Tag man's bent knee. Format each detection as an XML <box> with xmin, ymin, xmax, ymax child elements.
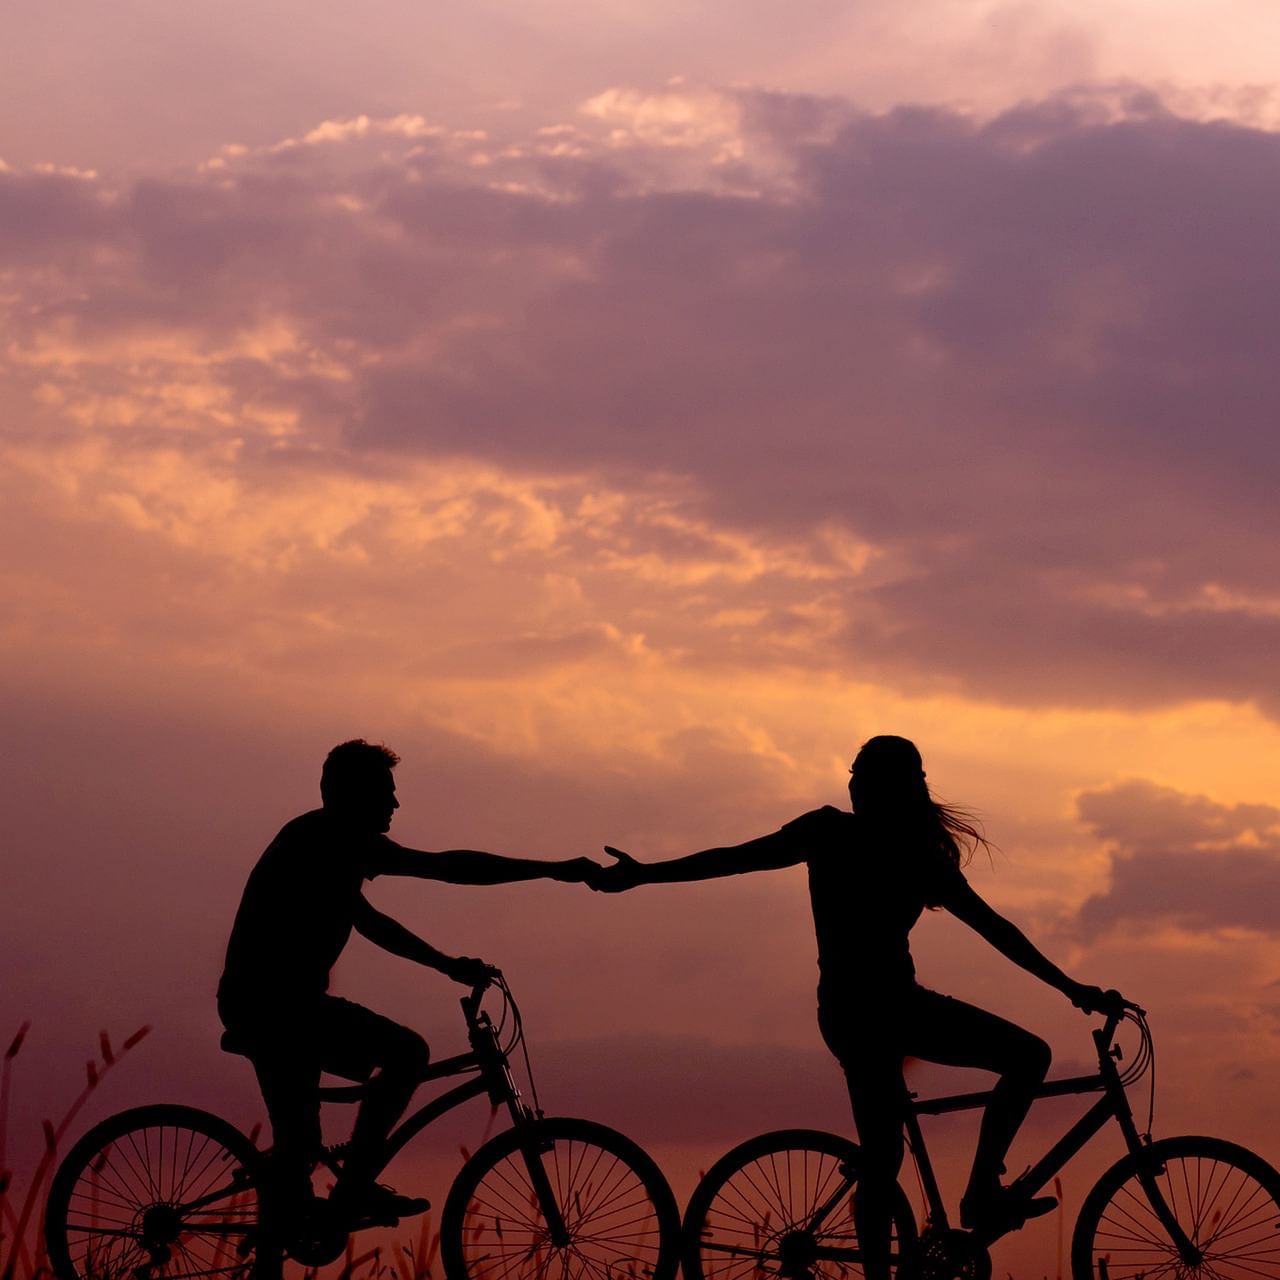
<box><xmin>385</xmin><ymin>1028</ymin><xmax>431</xmax><ymax>1082</ymax></box>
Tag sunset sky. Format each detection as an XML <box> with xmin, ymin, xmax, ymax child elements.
<box><xmin>6</xmin><ymin>3</ymin><xmax>1280</xmax><ymax>1272</ymax></box>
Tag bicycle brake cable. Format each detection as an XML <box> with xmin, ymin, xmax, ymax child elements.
<box><xmin>1143</xmin><ymin>1015</ymin><xmax>1156</xmax><ymax>1139</ymax></box>
<box><xmin>496</xmin><ymin>978</ymin><xmax>545</xmax><ymax>1118</ymax></box>
<box><xmin>1116</xmin><ymin>1011</ymin><xmax>1156</xmax><ymax>1138</ymax></box>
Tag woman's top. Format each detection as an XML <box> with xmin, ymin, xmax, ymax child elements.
<box><xmin>781</xmin><ymin>805</ymin><xmax>968</xmax><ymax>1013</ymax></box>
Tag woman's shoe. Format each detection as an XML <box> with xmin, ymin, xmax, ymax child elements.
<box><xmin>959</xmin><ymin>1185</ymin><xmax>1056</xmax><ymax>1232</ymax></box>
<box><xmin>329</xmin><ymin>1181</ymin><xmax>431</xmax><ymax>1225</ymax></box>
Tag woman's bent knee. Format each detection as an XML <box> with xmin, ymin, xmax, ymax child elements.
<box><xmin>1011</xmin><ymin>1032</ymin><xmax>1051</xmax><ymax>1083</ymax></box>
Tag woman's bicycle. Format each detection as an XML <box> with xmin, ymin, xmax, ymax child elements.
<box><xmin>682</xmin><ymin>1004</ymin><xmax>1280</xmax><ymax>1279</ymax></box>
<box><xmin>44</xmin><ymin>973</ymin><xmax>681</xmax><ymax>1280</ymax></box>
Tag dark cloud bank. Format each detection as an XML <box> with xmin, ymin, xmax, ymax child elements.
<box><xmin>1076</xmin><ymin>779</ymin><xmax>1280</xmax><ymax>936</ymax></box>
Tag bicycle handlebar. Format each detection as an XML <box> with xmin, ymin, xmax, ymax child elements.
<box><xmin>459</xmin><ymin>968</ymin><xmax>502</xmax><ymax>1023</ymax></box>
<box><xmin>1094</xmin><ymin>999</ymin><xmax>1150</xmax><ymax>1072</ymax></box>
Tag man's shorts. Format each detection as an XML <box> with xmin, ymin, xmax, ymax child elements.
<box><xmin>220</xmin><ymin>993</ymin><xmax>428</xmax><ymax>1082</ymax></box>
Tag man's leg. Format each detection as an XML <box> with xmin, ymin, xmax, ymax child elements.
<box><xmin>905</xmin><ymin>989</ymin><xmax>1052</xmax><ymax>1224</ymax></box>
<box><xmin>316</xmin><ymin>998</ymin><xmax>431</xmax><ymax>1212</ymax></box>
<box><xmin>250</xmin><ymin>1050</ymin><xmax>322</xmax><ymax>1218</ymax></box>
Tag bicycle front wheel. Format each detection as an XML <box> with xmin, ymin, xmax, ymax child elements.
<box><xmin>45</xmin><ymin>1104</ymin><xmax>264</xmax><ymax>1280</ymax></box>
<box><xmin>1071</xmin><ymin>1134</ymin><xmax>1280</xmax><ymax>1279</ymax></box>
<box><xmin>683</xmin><ymin>1129</ymin><xmax>918</xmax><ymax>1280</ymax></box>
<box><xmin>439</xmin><ymin>1116</ymin><xmax>680</xmax><ymax>1280</ymax></box>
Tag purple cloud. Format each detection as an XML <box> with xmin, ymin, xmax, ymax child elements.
<box><xmin>1075</xmin><ymin>779</ymin><xmax>1280</xmax><ymax>935</ymax></box>
<box><xmin>5</xmin><ymin>86</ymin><xmax>1280</xmax><ymax>715</ymax></box>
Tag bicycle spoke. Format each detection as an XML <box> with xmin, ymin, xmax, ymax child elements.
<box><xmin>48</xmin><ymin>1111</ymin><xmax>261</xmax><ymax>1280</ymax></box>
<box><xmin>1080</xmin><ymin>1143</ymin><xmax>1280</xmax><ymax>1279</ymax></box>
<box><xmin>446</xmin><ymin>1122</ymin><xmax>675</xmax><ymax>1280</ymax></box>
<box><xmin>691</xmin><ymin>1139</ymin><xmax>877</xmax><ymax>1280</ymax></box>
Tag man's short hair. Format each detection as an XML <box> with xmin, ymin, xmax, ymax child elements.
<box><xmin>321</xmin><ymin>739</ymin><xmax>400</xmax><ymax>804</ymax></box>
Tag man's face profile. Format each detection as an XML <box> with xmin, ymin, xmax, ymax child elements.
<box><xmin>329</xmin><ymin>767</ymin><xmax>399</xmax><ymax>833</ymax></box>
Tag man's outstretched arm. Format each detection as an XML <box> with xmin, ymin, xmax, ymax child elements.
<box><xmin>352</xmin><ymin>895</ymin><xmax>492</xmax><ymax>982</ymax></box>
<box><xmin>377</xmin><ymin>843</ymin><xmax>599</xmax><ymax>885</ymax></box>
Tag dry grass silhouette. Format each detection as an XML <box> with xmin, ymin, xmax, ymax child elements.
<box><xmin>1</xmin><ymin>1023</ymin><xmax>151</xmax><ymax>1280</ymax></box>
<box><xmin>0</xmin><ymin>1023</ymin><xmax>497</xmax><ymax>1280</ymax></box>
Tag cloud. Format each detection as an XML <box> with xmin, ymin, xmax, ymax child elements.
<box><xmin>4</xmin><ymin>87</ymin><xmax>1280</xmax><ymax>721</ymax></box>
<box><xmin>1075</xmin><ymin>779</ymin><xmax>1280</xmax><ymax>935</ymax></box>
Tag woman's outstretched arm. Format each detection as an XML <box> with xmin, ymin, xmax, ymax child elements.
<box><xmin>592</xmin><ymin>825</ymin><xmax>809</xmax><ymax>891</ymax></box>
<box><xmin>945</xmin><ymin>881</ymin><xmax>1122</xmax><ymax>1012</ymax></box>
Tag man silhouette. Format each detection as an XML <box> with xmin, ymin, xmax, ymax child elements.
<box><xmin>217</xmin><ymin>739</ymin><xmax>598</xmax><ymax>1224</ymax></box>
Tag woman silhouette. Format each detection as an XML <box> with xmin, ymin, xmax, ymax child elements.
<box><xmin>594</xmin><ymin>735</ymin><xmax>1128</xmax><ymax>1280</ymax></box>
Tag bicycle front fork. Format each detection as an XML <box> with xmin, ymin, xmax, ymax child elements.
<box><xmin>517</xmin><ymin>1127</ymin><xmax>572</xmax><ymax>1248</ymax></box>
<box><xmin>1131</xmin><ymin>1150</ymin><xmax>1202</xmax><ymax>1267</ymax></box>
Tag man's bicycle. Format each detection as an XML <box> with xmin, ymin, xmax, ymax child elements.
<box><xmin>682</xmin><ymin>1004</ymin><xmax>1280</xmax><ymax>1278</ymax></box>
<box><xmin>44</xmin><ymin>973</ymin><xmax>681</xmax><ymax>1280</ymax></box>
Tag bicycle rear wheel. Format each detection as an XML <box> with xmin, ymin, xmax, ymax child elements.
<box><xmin>683</xmin><ymin>1129</ymin><xmax>918</xmax><ymax>1280</ymax></box>
<box><xmin>1071</xmin><ymin>1134</ymin><xmax>1280</xmax><ymax>1278</ymax></box>
<box><xmin>439</xmin><ymin>1116</ymin><xmax>680</xmax><ymax>1280</ymax></box>
<box><xmin>45</xmin><ymin>1104</ymin><xmax>264</xmax><ymax>1280</ymax></box>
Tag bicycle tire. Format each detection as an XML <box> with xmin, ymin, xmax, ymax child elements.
<box><xmin>682</xmin><ymin>1128</ymin><xmax>919</xmax><ymax>1280</ymax></box>
<box><xmin>45</xmin><ymin>1104</ymin><xmax>265</xmax><ymax>1280</ymax></box>
<box><xmin>439</xmin><ymin>1115</ymin><xmax>680</xmax><ymax>1280</ymax></box>
<box><xmin>1071</xmin><ymin>1134</ymin><xmax>1280</xmax><ymax>1279</ymax></box>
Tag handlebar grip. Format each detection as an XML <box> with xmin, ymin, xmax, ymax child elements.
<box><xmin>459</xmin><ymin>969</ymin><xmax>500</xmax><ymax>1021</ymax></box>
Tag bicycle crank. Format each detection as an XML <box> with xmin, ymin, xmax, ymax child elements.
<box><xmin>286</xmin><ymin>1207</ymin><xmax>350</xmax><ymax>1268</ymax></box>
<box><xmin>907</xmin><ymin>1227</ymin><xmax>992</xmax><ymax>1280</ymax></box>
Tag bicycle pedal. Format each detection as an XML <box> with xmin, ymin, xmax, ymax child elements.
<box><xmin>355</xmin><ymin>1212</ymin><xmax>401</xmax><ymax>1229</ymax></box>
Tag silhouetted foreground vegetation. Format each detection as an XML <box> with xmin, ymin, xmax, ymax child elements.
<box><xmin>0</xmin><ymin>1024</ymin><xmax>489</xmax><ymax>1280</ymax></box>
<box><xmin>2</xmin><ymin>1022</ymin><xmax>151</xmax><ymax>1280</ymax></box>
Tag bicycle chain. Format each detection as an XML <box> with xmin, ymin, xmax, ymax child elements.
<box><xmin>904</xmin><ymin>1226</ymin><xmax>993</xmax><ymax>1280</ymax></box>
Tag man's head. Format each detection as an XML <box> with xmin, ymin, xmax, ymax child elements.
<box><xmin>321</xmin><ymin>739</ymin><xmax>400</xmax><ymax>832</ymax></box>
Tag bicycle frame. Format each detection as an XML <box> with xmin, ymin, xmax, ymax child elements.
<box><xmin>791</xmin><ymin>1008</ymin><xmax>1199</xmax><ymax>1270</ymax></box>
<box><xmin>312</xmin><ymin>977</ymin><xmax>573</xmax><ymax>1246</ymax></box>
<box><xmin>314</xmin><ymin>982</ymin><xmax>531</xmax><ymax>1171</ymax></box>
<box><xmin>899</xmin><ymin>1009</ymin><xmax>1196</xmax><ymax>1257</ymax></box>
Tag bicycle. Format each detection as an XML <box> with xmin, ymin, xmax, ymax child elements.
<box><xmin>44</xmin><ymin>972</ymin><xmax>681</xmax><ymax>1280</ymax></box>
<box><xmin>682</xmin><ymin>1003</ymin><xmax>1280</xmax><ymax>1278</ymax></box>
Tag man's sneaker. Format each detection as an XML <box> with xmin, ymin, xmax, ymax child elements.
<box><xmin>329</xmin><ymin>1181</ymin><xmax>430</xmax><ymax>1225</ymax></box>
<box><xmin>959</xmin><ymin>1186</ymin><xmax>1057</xmax><ymax>1232</ymax></box>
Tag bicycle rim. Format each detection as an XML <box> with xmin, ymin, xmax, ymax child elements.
<box><xmin>1072</xmin><ymin>1135</ymin><xmax>1280</xmax><ymax>1279</ymax></box>
<box><xmin>440</xmin><ymin>1116</ymin><xmax>679</xmax><ymax>1280</ymax></box>
<box><xmin>45</xmin><ymin>1105</ymin><xmax>262</xmax><ymax>1280</ymax></box>
<box><xmin>684</xmin><ymin>1129</ymin><xmax>917</xmax><ymax>1280</ymax></box>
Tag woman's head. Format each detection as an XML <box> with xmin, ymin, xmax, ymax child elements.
<box><xmin>848</xmin><ymin>734</ymin><xmax>987</xmax><ymax>875</ymax></box>
<box><xmin>848</xmin><ymin>735</ymin><xmax>930</xmax><ymax>816</ymax></box>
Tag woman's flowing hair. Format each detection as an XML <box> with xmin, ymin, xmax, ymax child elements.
<box><xmin>934</xmin><ymin>799</ymin><xmax>990</xmax><ymax>870</ymax></box>
<box><xmin>851</xmin><ymin>735</ymin><xmax>991</xmax><ymax>895</ymax></box>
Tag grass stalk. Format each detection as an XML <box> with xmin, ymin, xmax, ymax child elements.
<box><xmin>0</xmin><ymin>1024</ymin><xmax>149</xmax><ymax>1280</ymax></box>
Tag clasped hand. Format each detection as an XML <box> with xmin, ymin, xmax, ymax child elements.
<box><xmin>585</xmin><ymin>846</ymin><xmax>646</xmax><ymax>893</ymax></box>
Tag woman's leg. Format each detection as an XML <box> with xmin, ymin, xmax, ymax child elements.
<box><xmin>904</xmin><ymin>989</ymin><xmax>1052</xmax><ymax>1220</ymax></box>
<box><xmin>819</xmin><ymin>1007</ymin><xmax>908</xmax><ymax>1280</ymax></box>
